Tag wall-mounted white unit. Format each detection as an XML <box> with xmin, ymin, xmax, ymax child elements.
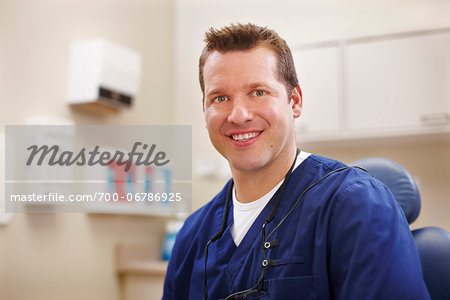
<box><xmin>66</xmin><ymin>38</ymin><xmax>142</xmax><ymax>109</ymax></box>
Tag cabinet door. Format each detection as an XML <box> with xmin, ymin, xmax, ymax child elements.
<box><xmin>346</xmin><ymin>32</ymin><xmax>450</xmax><ymax>131</ymax></box>
<box><xmin>293</xmin><ymin>46</ymin><xmax>342</xmax><ymax>136</ymax></box>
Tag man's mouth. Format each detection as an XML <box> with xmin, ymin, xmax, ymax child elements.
<box><xmin>231</xmin><ymin>131</ymin><xmax>262</xmax><ymax>142</ymax></box>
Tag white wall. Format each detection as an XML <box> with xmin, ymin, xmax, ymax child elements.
<box><xmin>173</xmin><ymin>0</ymin><xmax>450</xmax><ymax>230</ymax></box>
<box><xmin>2</xmin><ymin>0</ymin><xmax>175</xmax><ymax>128</ymax></box>
<box><xmin>0</xmin><ymin>0</ymin><xmax>174</xmax><ymax>299</ymax></box>
<box><xmin>0</xmin><ymin>1</ymin><xmax>6</xmax><ymax>123</ymax></box>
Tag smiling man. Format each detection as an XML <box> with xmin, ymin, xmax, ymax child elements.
<box><xmin>202</xmin><ymin>45</ymin><xmax>301</xmax><ymax>204</ymax></box>
<box><xmin>163</xmin><ymin>23</ymin><xmax>430</xmax><ymax>300</ymax></box>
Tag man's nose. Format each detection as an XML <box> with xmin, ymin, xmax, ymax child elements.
<box><xmin>227</xmin><ymin>97</ymin><xmax>253</xmax><ymax>124</ymax></box>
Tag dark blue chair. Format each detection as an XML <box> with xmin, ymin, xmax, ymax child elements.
<box><xmin>350</xmin><ymin>157</ymin><xmax>450</xmax><ymax>300</ymax></box>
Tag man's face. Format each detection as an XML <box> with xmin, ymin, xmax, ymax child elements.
<box><xmin>203</xmin><ymin>46</ymin><xmax>302</xmax><ymax>174</ymax></box>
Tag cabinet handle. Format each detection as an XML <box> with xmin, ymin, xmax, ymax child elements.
<box><xmin>421</xmin><ymin>113</ymin><xmax>450</xmax><ymax>124</ymax></box>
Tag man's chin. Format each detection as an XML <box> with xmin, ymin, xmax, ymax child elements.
<box><xmin>229</xmin><ymin>159</ymin><xmax>266</xmax><ymax>174</ymax></box>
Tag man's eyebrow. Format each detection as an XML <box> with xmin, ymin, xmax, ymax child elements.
<box><xmin>248</xmin><ymin>82</ymin><xmax>274</xmax><ymax>90</ymax></box>
<box><xmin>205</xmin><ymin>89</ymin><xmax>222</xmax><ymax>98</ymax></box>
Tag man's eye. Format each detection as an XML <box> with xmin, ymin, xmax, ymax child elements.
<box><xmin>215</xmin><ymin>96</ymin><xmax>228</xmax><ymax>103</ymax></box>
<box><xmin>253</xmin><ymin>90</ymin><xmax>265</xmax><ymax>96</ymax></box>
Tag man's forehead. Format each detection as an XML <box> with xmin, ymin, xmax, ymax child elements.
<box><xmin>203</xmin><ymin>47</ymin><xmax>278</xmax><ymax>76</ymax></box>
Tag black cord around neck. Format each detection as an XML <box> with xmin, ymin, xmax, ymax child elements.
<box><xmin>204</xmin><ymin>149</ymin><xmax>300</xmax><ymax>300</ymax></box>
<box><xmin>265</xmin><ymin>149</ymin><xmax>300</xmax><ymax>224</ymax></box>
<box><xmin>204</xmin><ymin>180</ymin><xmax>233</xmax><ymax>300</ymax></box>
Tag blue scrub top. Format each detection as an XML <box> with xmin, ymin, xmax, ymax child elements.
<box><xmin>163</xmin><ymin>155</ymin><xmax>430</xmax><ymax>299</ymax></box>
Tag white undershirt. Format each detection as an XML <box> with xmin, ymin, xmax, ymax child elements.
<box><xmin>231</xmin><ymin>151</ymin><xmax>311</xmax><ymax>246</ymax></box>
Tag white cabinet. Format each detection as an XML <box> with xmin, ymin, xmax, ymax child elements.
<box><xmin>292</xmin><ymin>28</ymin><xmax>450</xmax><ymax>144</ymax></box>
<box><xmin>293</xmin><ymin>45</ymin><xmax>342</xmax><ymax>139</ymax></box>
<box><xmin>346</xmin><ymin>31</ymin><xmax>450</xmax><ymax>132</ymax></box>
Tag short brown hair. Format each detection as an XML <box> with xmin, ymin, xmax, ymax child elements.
<box><xmin>199</xmin><ymin>23</ymin><xmax>299</xmax><ymax>103</ymax></box>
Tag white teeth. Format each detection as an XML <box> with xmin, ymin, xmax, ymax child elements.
<box><xmin>232</xmin><ymin>131</ymin><xmax>261</xmax><ymax>141</ymax></box>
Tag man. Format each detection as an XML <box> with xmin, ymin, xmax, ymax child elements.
<box><xmin>163</xmin><ymin>23</ymin><xmax>430</xmax><ymax>299</ymax></box>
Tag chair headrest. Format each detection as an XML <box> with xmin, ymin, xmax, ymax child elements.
<box><xmin>350</xmin><ymin>157</ymin><xmax>421</xmax><ymax>224</ymax></box>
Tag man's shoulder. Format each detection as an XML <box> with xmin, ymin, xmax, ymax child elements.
<box><xmin>303</xmin><ymin>153</ymin><xmax>372</xmax><ymax>180</ymax></box>
<box><xmin>303</xmin><ymin>154</ymin><xmax>399</xmax><ymax>212</ymax></box>
<box><xmin>304</xmin><ymin>154</ymin><xmax>347</xmax><ymax>171</ymax></box>
<box><xmin>299</xmin><ymin>154</ymin><xmax>405</xmax><ymax>234</ymax></box>
<box><xmin>299</xmin><ymin>153</ymin><xmax>358</xmax><ymax>181</ymax></box>
<box><xmin>297</xmin><ymin>153</ymin><xmax>384</xmax><ymax>197</ymax></box>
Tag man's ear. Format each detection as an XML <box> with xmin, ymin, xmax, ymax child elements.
<box><xmin>290</xmin><ymin>85</ymin><xmax>302</xmax><ymax>119</ymax></box>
